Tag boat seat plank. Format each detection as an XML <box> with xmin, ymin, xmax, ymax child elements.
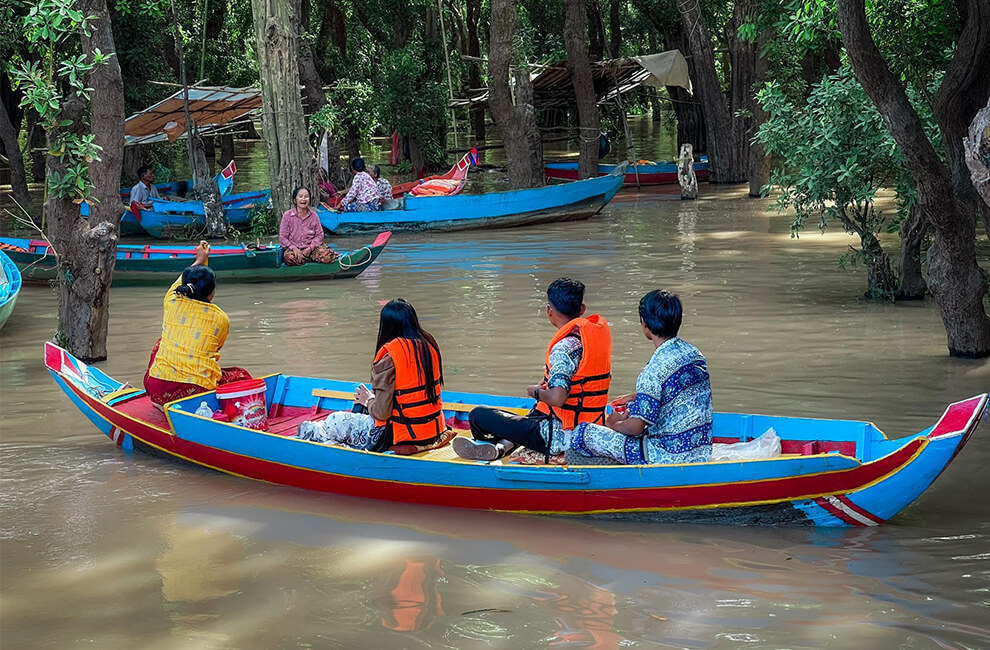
<box><xmin>311</xmin><ymin>388</ymin><xmax>530</xmax><ymax>416</ymax></box>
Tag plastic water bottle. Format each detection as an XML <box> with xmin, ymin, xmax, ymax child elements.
<box><xmin>195</xmin><ymin>401</ymin><xmax>213</xmax><ymax>417</ymax></box>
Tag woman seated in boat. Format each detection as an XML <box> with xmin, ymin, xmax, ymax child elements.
<box><xmin>297</xmin><ymin>299</ymin><xmax>453</xmax><ymax>454</ymax></box>
<box><xmin>143</xmin><ymin>241</ymin><xmax>252</xmax><ymax>409</ymax></box>
<box><xmin>338</xmin><ymin>158</ymin><xmax>383</xmax><ymax>212</ymax></box>
<box><xmin>279</xmin><ymin>186</ymin><xmax>339</xmax><ymax>266</ymax></box>
<box><xmin>567</xmin><ymin>290</ymin><xmax>713</xmax><ymax>465</ymax></box>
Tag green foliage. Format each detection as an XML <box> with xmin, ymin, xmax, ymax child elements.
<box><xmin>756</xmin><ymin>68</ymin><xmax>900</xmax><ymax>241</ymax></box>
<box><xmin>12</xmin><ymin>0</ymin><xmax>112</xmax><ymax>201</ymax></box>
<box><xmin>310</xmin><ymin>79</ymin><xmax>380</xmax><ymax>141</ymax></box>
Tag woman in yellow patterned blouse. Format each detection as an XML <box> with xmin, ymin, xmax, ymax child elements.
<box><xmin>143</xmin><ymin>241</ymin><xmax>251</xmax><ymax>408</ymax></box>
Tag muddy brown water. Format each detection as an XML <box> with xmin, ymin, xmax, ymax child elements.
<box><xmin>2</xmin><ymin>178</ymin><xmax>990</xmax><ymax>647</ymax></box>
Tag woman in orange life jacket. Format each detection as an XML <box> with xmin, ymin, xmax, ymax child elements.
<box><xmin>453</xmin><ymin>278</ymin><xmax>612</xmax><ymax>462</ymax></box>
<box><xmin>297</xmin><ymin>299</ymin><xmax>449</xmax><ymax>452</ymax></box>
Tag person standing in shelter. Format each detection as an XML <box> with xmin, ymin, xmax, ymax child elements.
<box><xmin>371</xmin><ymin>164</ymin><xmax>393</xmax><ymax>204</ymax></box>
<box><xmin>453</xmin><ymin>278</ymin><xmax>612</xmax><ymax>462</ymax></box>
<box><xmin>568</xmin><ymin>290</ymin><xmax>713</xmax><ymax>465</ymax></box>
<box><xmin>297</xmin><ymin>299</ymin><xmax>453</xmax><ymax>454</ymax></box>
<box><xmin>129</xmin><ymin>165</ymin><xmax>160</xmax><ymax>210</ymax></box>
<box><xmin>143</xmin><ymin>241</ymin><xmax>251</xmax><ymax>409</ymax></box>
<box><xmin>339</xmin><ymin>158</ymin><xmax>383</xmax><ymax>212</ymax></box>
<box><xmin>279</xmin><ymin>186</ymin><xmax>339</xmax><ymax>266</ymax></box>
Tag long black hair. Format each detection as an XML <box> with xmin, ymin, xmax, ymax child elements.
<box><xmin>174</xmin><ymin>265</ymin><xmax>216</xmax><ymax>303</ymax></box>
<box><xmin>375</xmin><ymin>299</ymin><xmax>443</xmax><ymax>402</ymax></box>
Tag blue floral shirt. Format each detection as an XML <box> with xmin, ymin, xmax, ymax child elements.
<box><xmin>628</xmin><ymin>337</ymin><xmax>713</xmax><ymax>462</ymax></box>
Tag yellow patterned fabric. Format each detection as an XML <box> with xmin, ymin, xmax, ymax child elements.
<box><xmin>148</xmin><ymin>275</ymin><xmax>229</xmax><ymax>389</ymax></box>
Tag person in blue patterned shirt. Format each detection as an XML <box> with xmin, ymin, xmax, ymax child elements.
<box><xmin>569</xmin><ymin>290</ymin><xmax>713</xmax><ymax>465</ymax></box>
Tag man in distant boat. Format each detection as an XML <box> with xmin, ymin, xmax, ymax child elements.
<box><xmin>568</xmin><ymin>290</ymin><xmax>713</xmax><ymax>465</ymax></box>
<box><xmin>129</xmin><ymin>165</ymin><xmax>161</xmax><ymax>210</ymax></box>
<box><xmin>453</xmin><ymin>278</ymin><xmax>613</xmax><ymax>462</ymax></box>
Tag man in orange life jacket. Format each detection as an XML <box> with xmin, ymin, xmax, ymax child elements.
<box><xmin>453</xmin><ymin>278</ymin><xmax>612</xmax><ymax>462</ymax></box>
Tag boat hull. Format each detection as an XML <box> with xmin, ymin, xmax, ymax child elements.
<box><xmin>320</xmin><ymin>169</ymin><xmax>625</xmax><ymax>234</ymax></box>
<box><xmin>545</xmin><ymin>158</ymin><xmax>709</xmax><ymax>185</ymax></box>
<box><xmin>44</xmin><ymin>342</ymin><xmax>987</xmax><ymax>525</ymax></box>
<box><xmin>1</xmin><ymin>232</ymin><xmax>390</xmax><ymax>285</ymax></box>
<box><xmin>0</xmin><ymin>250</ymin><xmax>22</xmax><ymax>330</ymax></box>
<box><xmin>143</xmin><ymin>190</ymin><xmax>271</xmax><ymax>238</ymax></box>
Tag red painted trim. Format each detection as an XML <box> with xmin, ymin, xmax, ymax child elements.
<box><xmin>836</xmin><ymin>494</ymin><xmax>884</xmax><ymax>525</ymax></box>
<box><xmin>814</xmin><ymin>497</ymin><xmax>861</xmax><ymax>525</ymax></box>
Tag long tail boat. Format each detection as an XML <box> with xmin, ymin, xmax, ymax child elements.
<box><xmin>545</xmin><ymin>157</ymin><xmax>709</xmax><ymax>185</ymax></box>
<box><xmin>318</xmin><ymin>163</ymin><xmax>626</xmax><ymax>234</ymax></box>
<box><xmin>45</xmin><ymin>340</ymin><xmax>987</xmax><ymax>526</ymax></box>
<box><xmin>0</xmin><ymin>250</ymin><xmax>22</xmax><ymax>330</ymax></box>
<box><xmin>1</xmin><ymin>232</ymin><xmax>390</xmax><ymax>286</ymax></box>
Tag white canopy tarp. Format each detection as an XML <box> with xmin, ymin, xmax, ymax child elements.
<box><xmin>632</xmin><ymin>51</ymin><xmax>692</xmax><ymax>95</ymax></box>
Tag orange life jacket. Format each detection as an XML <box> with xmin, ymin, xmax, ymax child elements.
<box><xmin>535</xmin><ymin>315</ymin><xmax>612</xmax><ymax>429</ymax></box>
<box><xmin>373</xmin><ymin>338</ymin><xmax>446</xmax><ymax>444</ymax></box>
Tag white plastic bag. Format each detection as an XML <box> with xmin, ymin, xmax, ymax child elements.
<box><xmin>710</xmin><ymin>428</ymin><xmax>781</xmax><ymax>461</ymax></box>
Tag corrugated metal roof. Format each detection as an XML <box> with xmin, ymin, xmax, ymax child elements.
<box><xmin>124</xmin><ymin>86</ymin><xmax>262</xmax><ymax>145</ymax></box>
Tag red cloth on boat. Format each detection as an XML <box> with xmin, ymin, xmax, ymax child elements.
<box><xmin>143</xmin><ymin>339</ymin><xmax>251</xmax><ymax>406</ymax></box>
<box><xmin>389</xmin><ymin>130</ymin><xmax>401</xmax><ymax>166</ymax></box>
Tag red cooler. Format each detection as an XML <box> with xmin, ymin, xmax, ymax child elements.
<box><xmin>216</xmin><ymin>378</ymin><xmax>269</xmax><ymax>430</ymax></box>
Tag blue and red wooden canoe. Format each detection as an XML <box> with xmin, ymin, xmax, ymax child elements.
<box><xmin>318</xmin><ymin>163</ymin><xmax>626</xmax><ymax>234</ymax></box>
<box><xmin>545</xmin><ymin>157</ymin><xmax>709</xmax><ymax>185</ymax></box>
<box><xmin>45</xmin><ymin>340</ymin><xmax>987</xmax><ymax>526</ymax></box>
<box><xmin>0</xmin><ymin>250</ymin><xmax>22</xmax><ymax>330</ymax></box>
<box><xmin>1</xmin><ymin>232</ymin><xmax>390</xmax><ymax>285</ymax></box>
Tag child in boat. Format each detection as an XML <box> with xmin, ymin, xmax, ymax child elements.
<box><xmin>143</xmin><ymin>241</ymin><xmax>252</xmax><ymax>409</ymax></box>
<box><xmin>297</xmin><ymin>299</ymin><xmax>454</xmax><ymax>454</ymax></box>
<box><xmin>568</xmin><ymin>290</ymin><xmax>713</xmax><ymax>465</ymax></box>
<box><xmin>453</xmin><ymin>278</ymin><xmax>612</xmax><ymax>463</ymax></box>
<box><xmin>279</xmin><ymin>186</ymin><xmax>339</xmax><ymax>266</ymax></box>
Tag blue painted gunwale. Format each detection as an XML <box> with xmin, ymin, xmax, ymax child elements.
<box><xmin>46</xmin><ymin>341</ymin><xmax>987</xmax><ymax>524</ymax></box>
<box><xmin>142</xmin><ymin>190</ymin><xmax>272</xmax><ymax>238</ymax></box>
<box><xmin>0</xmin><ymin>250</ymin><xmax>22</xmax><ymax>330</ymax></box>
<box><xmin>545</xmin><ymin>156</ymin><xmax>710</xmax><ymax>185</ymax></box>
<box><xmin>317</xmin><ymin>166</ymin><xmax>626</xmax><ymax>234</ymax></box>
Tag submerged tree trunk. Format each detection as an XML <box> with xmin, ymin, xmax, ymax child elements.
<box><xmin>47</xmin><ymin>0</ymin><xmax>124</xmax><ymax>362</ymax></box>
<box><xmin>608</xmin><ymin>0</ymin><xmax>622</xmax><ymax>57</ymax></box>
<box><xmin>218</xmin><ymin>134</ymin><xmax>235</xmax><ymax>171</ymax></box>
<box><xmin>678</xmin><ymin>144</ymin><xmax>698</xmax><ymax>199</ymax></box>
<box><xmin>0</xmin><ymin>95</ymin><xmax>32</xmax><ymax>215</ymax></box>
<box><xmin>188</xmin><ymin>130</ymin><xmax>225</xmax><ymax>237</ymax></box>
<box><xmin>466</xmin><ymin>0</ymin><xmax>486</xmax><ymax>142</ymax></box>
<box><xmin>897</xmin><ymin>204</ymin><xmax>928</xmax><ymax>300</ymax></box>
<box><xmin>564</xmin><ymin>0</ymin><xmax>599</xmax><ymax>179</ymax></box>
<box><xmin>251</xmin><ymin>0</ymin><xmax>314</xmax><ymax>215</ymax></box>
<box><xmin>489</xmin><ymin>0</ymin><xmax>544</xmax><ymax>189</ymax></box>
<box><xmin>964</xmin><ymin>98</ymin><xmax>990</xmax><ymax>237</ymax></box>
<box><xmin>838</xmin><ymin>0</ymin><xmax>990</xmax><ymax>357</ymax></box>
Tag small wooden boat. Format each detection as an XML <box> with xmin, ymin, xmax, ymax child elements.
<box><xmin>545</xmin><ymin>157</ymin><xmax>709</xmax><ymax>185</ymax></box>
<box><xmin>0</xmin><ymin>250</ymin><xmax>22</xmax><ymax>330</ymax></box>
<box><xmin>45</xmin><ymin>339</ymin><xmax>987</xmax><ymax>526</ymax></box>
<box><xmin>1</xmin><ymin>232</ymin><xmax>390</xmax><ymax>286</ymax></box>
<box><xmin>140</xmin><ymin>190</ymin><xmax>272</xmax><ymax>238</ymax></box>
<box><xmin>319</xmin><ymin>163</ymin><xmax>626</xmax><ymax>234</ymax></box>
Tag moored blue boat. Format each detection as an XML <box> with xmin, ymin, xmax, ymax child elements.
<box><xmin>318</xmin><ymin>164</ymin><xmax>626</xmax><ymax>234</ymax></box>
<box><xmin>141</xmin><ymin>189</ymin><xmax>272</xmax><ymax>238</ymax></box>
<box><xmin>0</xmin><ymin>250</ymin><xmax>22</xmax><ymax>330</ymax></box>
<box><xmin>45</xmin><ymin>339</ymin><xmax>987</xmax><ymax>526</ymax></box>
<box><xmin>545</xmin><ymin>156</ymin><xmax>709</xmax><ymax>185</ymax></box>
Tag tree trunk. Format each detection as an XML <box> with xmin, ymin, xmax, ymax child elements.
<box><xmin>188</xmin><ymin>130</ymin><xmax>225</xmax><ymax>237</ymax></box>
<box><xmin>218</xmin><ymin>134</ymin><xmax>235</xmax><ymax>171</ymax></box>
<box><xmin>964</xmin><ymin>97</ymin><xmax>990</xmax><ymax>238</ymax></box>
<box><xmin>837</xmin><ymin>0</ymin><xmax>990</xmax><ymax>357</ymax></box>
<box><xmin>26</xmin><ymin>109</ymin><xmax>45</xmax><ymax>182</ymax></box>
<box><xmin>586</xmin><ymin>1</ymin><xmax>604</xmax><ymax>61</ymax></box>
<box><xmin>47</xmin><ymin>0</ymin><xmax>124</xmax><ymax>363</ymax></box>
<box><xmin>251</xmin><ymin>0</ymin><xmax>314</xmax><ymax>216</ymax></box>
<box><xmin>897</xmin><ymin>204</ymin><xmax>928</xmax><ymax>300</ymax></box>
<box><xmin>746</xmin><ymin>29</ymin><xmax>771</xmax><ymax>197</ymax></box>
<box><xmin>488</xmin><ymin>0</ymin><xmax>544</xmax><ymax>189</ymax></box>
<box><xmin>678</xmin><ymin>144</ymin><xmax>698</xmax><ymax>199</ymax></box>
<box><xmin>564</xmin><ymin>0</ymin><xmax>599</xmax><ymax>179</ymax></box>
<box><xmin>122</xmin><ymin>145</ymin><xmax>146</xmax><ymax>187</ymax></box>
<box><xmin>676</xmin><ymin>0</ymin><xmax>748</xmax><ymax>182</ymax></box>
<box><xmin>466</xmin><ymin>0</ymin><xmax>486</xmax><ymax>141</ymax></box>
<box><xmin>608</xmin><ymin>0</ymin><xmax>622</xmax><ymax>57</ymax></box>
<box><xmin>0</xmin><ymin>95</ymin><xmax>32</xmax><ymax>214</ymax></box>
<box><xmin>861</xmin><ymin>233</ymin><xmax>897</xmax><ymax>299</ymax></box>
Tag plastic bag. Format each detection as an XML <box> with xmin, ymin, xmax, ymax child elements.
<box><xmin>711</xmin><ymin>428</ymin><xmax>781</xmax><ymax>461</ymax></box>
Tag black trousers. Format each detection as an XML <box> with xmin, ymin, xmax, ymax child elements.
<box><xmin>468</xmin><ymin>407</ymin><xmax>550</xmax><ymax>454</ymax></box>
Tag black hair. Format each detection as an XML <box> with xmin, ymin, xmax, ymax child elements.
<box><xmin>292</xmin><ymin>186</ymin><xmax>311</xmax><ymax>203</ymax></box>
<box><xmin>137</xmin><ymin>165</ymin><xmax>152</xmax><ymax>179</ymax></box>
<box><xmin>375</xmin><ymin>299</ymin><xmax>443</xmax><ymax>403</ymax></box>
<box><xmin>639</xmin><ymin>290</ymin><xmax>682</xmax><ymax>338</ymax></box>
<box><xmin>352</xmin><ymin>157</ymin><xmax>366</xmax><ymax>173</ymax></box>
<box><xmin>546</xmin><ymin>277</ymin><xmax>585</xmax><ymax>318</ymax></box>
<box><xmin>174</xmin><ymin>265</ymin><xmax>216</xmax><ymax>303</ymax></box>
<box><xmin>371</xmin><ymin>164</ymin><xmax>381</xmax><ymax>178</ymax></box>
